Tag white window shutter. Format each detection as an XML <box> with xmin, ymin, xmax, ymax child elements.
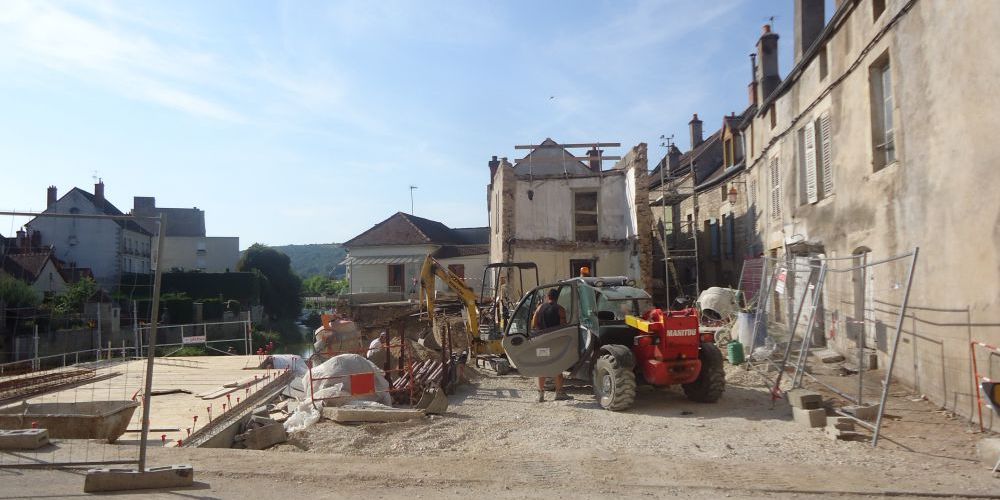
<box><xmin>770</xmin><ymin>156</ymin><xmax>781</xmax><ymax>220</ymax></box>
<box><xmin>820</xmin><ymin>112</ymin><xmax>834</xmax><ymax>196</ymax></box>
<box><xmin>804</xmin><ymin>121</ymin><xmax>818</xmax><ymax>204</ymax></box>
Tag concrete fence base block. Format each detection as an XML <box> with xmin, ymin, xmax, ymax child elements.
<box><xmin>792</xmin><ymin>406</ymin><xmax>826</xmax><ymax>428</ymax></box>
<box><xmin>787</xmin><ymin>389</ymin><xmax>823</xmax><ymax>410</ymax></box>
<box><xmin>826</xmin><ymin>416</ymin><xmax>856</xmax><ymax>431</ymax></box>
<box><xmin>84</xmin><ymin>465</ymin><xmax>194</xmax><ymax>493</ymax></box>
<box><xmin>842</xmin><ymin>403</ymin><xmax>880</xmax><ymax>421</ymax></box>
<box><xmin>977</xmin><ymin>438</ymin><xmax>1000</xmax><ymax>467</ymax></box>
<box><xmin>0</xmin><ymin>429</ymin><xmax>49</xmax><ymax>450</ymax></box>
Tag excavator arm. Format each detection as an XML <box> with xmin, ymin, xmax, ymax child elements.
<box><xmin>420</xmin><ymin>256</ymin><xmax>479</xmax><ymax>346</ymax></box>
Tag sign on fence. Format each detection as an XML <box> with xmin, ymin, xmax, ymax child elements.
<box><xmin>182</xmin><ymin>336</ymin><xmax>206</xmax><ymax>345</ymax></box>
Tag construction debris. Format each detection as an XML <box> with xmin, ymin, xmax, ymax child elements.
<box><xmin>234</xmin><ymin>416</ymin><xmax>288</xmax><ymax>450</ymax></box>
<box><xmin>842</xmin><ymin>403</ymin><xmax>880</xmax><ymax>421</ymax></box>
<box><xmin>391</xmin><ymin>359</ymin><xmax>446</xmax><ymax>405</ymax></box>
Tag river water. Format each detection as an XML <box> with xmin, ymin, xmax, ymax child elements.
<box><xmin>274</xmin><ymin>323</ymin><xmax>315</xmax><ymax>358</ymax></box>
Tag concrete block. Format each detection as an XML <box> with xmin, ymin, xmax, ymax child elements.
<box><xmin>826</xmin><ymin>416</ymin><xmax>856</xmax><ymax>431</ymax></box>
<box><xmin>813</xmin><ymin>348</ymin><xmax>845</xmax><ymax>363</ymax></box>
<box><xmin>323</xmin><ymin>407</ymin><xmax>425</xmax><ymax>423</ymax></box>
<box><xmin>843</xmin><ymin>403</ymin><xmax>880</xmax><ymax>421</ymax></box>
<box><xmin>0</xmin><ymin>429</ymin><xmax>49</xmax><ymax>450</ymax></box>
<box><xmin>977</xmin><ymin>437</ymin><xmax>1000</xmax><ymax>466</ymax></box>
<box><xmin>787</xmin><ymin>389</ymin><xmax>823</xmax><ymax>409</ymax></box>
<box><xmin>84</xmin><ymin>465</ymin><xmax>194</xmax><ymax>493</ymax></box>
<box><xmin>825</xmin><ymin>426</ymin><xmax>862</xmax><ymax>441</ymax></box>
<box><xmin>243</xmin><ymin>423</ymin><xmax>287</xmax><ymax>450</ymax></box>
<box><xmin>793</xmin><ymin>407</ymin><xmax>826</xmax><ymax>428</ymax></box>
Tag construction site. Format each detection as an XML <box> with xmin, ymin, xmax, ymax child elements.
<box><xmin>2</xmin><ymin>249</ymin><xmax>1000</xmax><ymax>498</ymax></box>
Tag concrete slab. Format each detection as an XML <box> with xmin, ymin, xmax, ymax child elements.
<box><xmin>83</xmin><ymin>464</ymin><xmax>194</xmax><ymax>493</ymax></box>
<box><xmin>323</xmin><ymin>407</ymin><xmax>425</xmax><ymax>423</ymax></box>
<box><xmin>242</xmin><ymin>423</ymin><xmax>287</xmax><ymax>450</ymax></box>
<box><xmin>0</xmin><ymin>356</ymin><xmax>281</xmax><ymax>447</ymax></box>
<box><xmin>786</xmin><ymin>389</ymin><xmax>823</xmax><ymax>409</ymax></box>
<box><xmin>0</xmin><ymin>428</ymin><xmax>49</xmax><ymax>449</ymax></box>
<box><xmin>792</xmin><ymin>407</ymin><xmax>826</xmax><ymax>428</ymax></box>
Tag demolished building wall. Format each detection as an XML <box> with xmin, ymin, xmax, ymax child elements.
<box><xmin>487</xmin><ymin>142</ymin><xmax>652</xmax><ymax>290</ymax></box>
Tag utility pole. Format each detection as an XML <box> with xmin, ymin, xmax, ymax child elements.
<box><xmin>409</xmin><ymin>185</ymin><xmax>418</xmax><ymax>215</ymax></box>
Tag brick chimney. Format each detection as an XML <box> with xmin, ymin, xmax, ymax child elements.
<box><xmin>30</xmin><ymin>230</ymin><xmax>41</xmax><ymax>249</ymax></box>
<box><xmin>16</xmin><ymin>229</ymin><xmax>26</xmax><ymax>249</ymax></box>
<box><xmin>794</xmin><ymin>0</ymin><xmax>825</xmax><ymax>63</ymax></box>
<box><xmin>689</xmin><ymin>114</ymin><xmax>703</xmax><ymax>150</ymax></box>
<box><xmin>94</xmin><ymin>180</ymin><xmax>105</xmax><ymax>210</ymax></box>
<box><xmin>47</xmin><ymin>186</ymin><xmax>57</xmax><ymax>209</ymax></box>
<box><xmin>587</xmin><ymin>147</ymin><xmax>603</xmax><ymax>172</ymax></box>
<box><xmin>488</xmin><ymin>155</ymin><xmax>500</xmax><ymax>179</ymax></box>
<box><xmin>757</xmin><ymin>25</ymin><xmax>781</xmax><ymax>101</ymax></box>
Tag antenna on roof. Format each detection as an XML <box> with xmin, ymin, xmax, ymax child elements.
<box><xmin>91</xmin><ymin>170</ymin><xmax>100</xmax><ymax>183</ymax></box>
<box><xmin>659</xmin><ymin>134</ymin><xmax>674</xmax><ymax>149</ymax></box>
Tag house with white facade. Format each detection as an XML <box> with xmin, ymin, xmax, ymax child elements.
<box><xmin>26</xmin><ymin>182</ymin><xmax>152</xmax><ymax>288</ymax></box>
<box><xmin>341</xmin><ymin>212</ymin><xmax>488</xmax><ymax>300</ymax></box>
<box><xmin>131</xmin><ymin>197</ymin><xmax>239</xmax><ymax>273</ymax></box>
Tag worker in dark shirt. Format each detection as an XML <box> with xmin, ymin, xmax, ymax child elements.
<box><xmin>532</xmin><ymin>288</ymin><xmax>571</xmax><ymax>402</ymax></box>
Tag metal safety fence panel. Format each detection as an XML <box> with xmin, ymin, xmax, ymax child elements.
<box><xmin>740</xmin><ymin>248</ymin><xmax>918</xmax><ymax>446</ymax></box>
<box><xmin>0</xmin><ymin>209</ymin><xmax>169</xmax><ymax>472</ymax></box>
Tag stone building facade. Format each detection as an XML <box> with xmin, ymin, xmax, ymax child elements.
<box><xmin>741</xmin><ymin>0</ymin><xmax>1000</xmax><ymax>425</ymax></box>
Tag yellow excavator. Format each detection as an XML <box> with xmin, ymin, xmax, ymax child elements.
<box><xmin>419</xmin><ymin>256</ymin><xmax>538</xmax><ymax>372</ymax></box>
<box><xmin>419</xmin><ymin>255</ymin><xmax>494</xmax><ymax>354</ymax></box>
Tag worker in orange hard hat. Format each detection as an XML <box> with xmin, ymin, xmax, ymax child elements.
<box><xmin>579</xmin><ymin>266</ymin><xmax>591</xmax><ymax>277</ymax></box>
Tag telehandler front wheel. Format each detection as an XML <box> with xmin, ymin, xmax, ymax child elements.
<box><xmin>593</xmin><ymin>353</ymin><xmax>636</xmax><ymax>411</ymax></box>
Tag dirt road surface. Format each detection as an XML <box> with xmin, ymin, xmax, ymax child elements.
<box><xmin>4</xmin><ymin>365</ymin><xmax>999</xmax><ymax>499</ymax></box>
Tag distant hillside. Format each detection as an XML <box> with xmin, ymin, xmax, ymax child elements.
<box><xmin>269</xmin><ymin>243</ymin><xmax>347</xmax><ymax>279</ymax></box>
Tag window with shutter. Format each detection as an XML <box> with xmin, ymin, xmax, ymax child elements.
<box><xmin>749</xmin><ymin>179</ymin><xmax>758</xmax><ymax>234</ymax></box>
<box><xmin>820</xmin><ymin>112</ymin><xmax>834</xmax><ymax>197</ymax></box>
<box><xmin>769</xmin><ymin>157</ymin><xmax>781</xmax><ymax>220</ymax></box>
<box><xmin>804</xmin><ymin>121</ymin><xmax>818</xmax><ymax>204</ymax></box>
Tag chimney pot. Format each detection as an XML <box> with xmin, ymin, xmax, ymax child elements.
<box><xmin>94</xmin><ymin>180</ymin><xmax>105</xmax><ymax>209</ymax></box>
<box><xmin>587</xmin><ymin>147</ymin><xmax>603</xmax><ymax>172</ymax></box>
<box><xmin>763</xmin><ymin>24</ymin><xmax>771</xmax><ymax>34</ymax></box>
<box><xmin>689</xmin><ymin>114</ymin><xmax>704</xmax><ymax>149</ymax></box>
<box><xmin>47</xmin><ymin>186</ymin><xmax>57</xmax><ymax>210</ymax></box>
<box><xmin>757</xmin><ymin>25</ymin><xmax>782</xmax><ymax>100</ymax></box>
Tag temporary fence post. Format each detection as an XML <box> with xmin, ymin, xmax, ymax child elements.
<box><xmin>133</xmin><ymin>300</ymin><xmax>140</xmax><ymax>358</ymax></box>
<box><xmin>33</xmin><ymin>325</ymin><xmax>39</xmax><ymax>371</ymax></box>
<box><xmin>972</xmin><ymin>341</ymin><xmax>984</xmax><ymax>431</ymax></box>
<box><xmin>138</xmin><ymin>216</ymin><xmax>167</xmax><ymax>472</ymax></box>
<box><xmin>872</xmin><ymin>247</ymin><xmax>919</xmax><ymax>447</ymax></box>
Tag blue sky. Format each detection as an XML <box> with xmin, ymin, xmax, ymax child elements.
<box><xmin>0</xmin><ymin>0</ymin><xmax>806</xmax><ymax>247</ymax></box>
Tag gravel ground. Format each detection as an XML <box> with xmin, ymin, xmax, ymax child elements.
<box><xmin>268</xmin><ymin>363</ymin><xmax>998</xmax><ymax>496</ymax></box>
<box><xmin>8</xmin><ymin>362</ymin><xmax>998</xmax><ymax>498</ymax></box>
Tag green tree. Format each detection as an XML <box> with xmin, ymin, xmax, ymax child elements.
<box><xmin>301</xmin><ymin>276</ymin><xmax>349</xmax><ymax>296</ymax></box>
<box><xmin>0</xmin><ymin>275</ymin><xmax>40</xmax><ymax>308</ymax></box>
<box><xmin>52</xmin><ymin>277</ymin><xmax>98</xmax><ymax>314</ymax></box>
<box><xmin>237</xmin><ymin>244</ymin><xmax>303</xmax><ymax>321</ymax></box>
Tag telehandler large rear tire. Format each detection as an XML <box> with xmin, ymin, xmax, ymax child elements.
<box><xmin>593</xmin><ymin>353</ymin><xmax>636</xmax><ymax>411</ymax></box>
<box><xmin>682</xmin><ymin>342</ymin><xmax>726</xmax><ymax>403</ymax></box>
